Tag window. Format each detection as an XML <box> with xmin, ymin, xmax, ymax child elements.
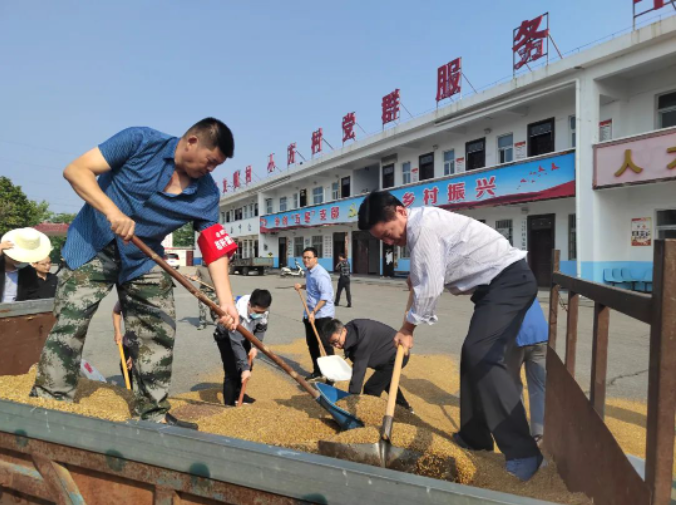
<box><xmin>498</xmin><ymin>134</ymin><xmax>513</xmax><ymax>164</ymax></box>
<box><xmin>299</xmin><ymin>189</ymin><xmax>307</xmax><ymax>207</ymax></box>
<box><xmin>341</xmin><ymin>176</ymin><xmax>351</xmax><ymax>198</ymax></box>
<box><xmin>528</xmin><ymin>118</ymin><xmax>555</xmax><ymax>157</ymax></box>
<box><xmin>279</xmin><ymin>197</ymin><xmax>287</xmax><ymax>212</ymax></box>
<box><xmin>656</xmin><ymin>209</ymin><xmax>676</xmax><ymax>239</ymax></box>
<box><xmin>220</xmin><ymin>212</ymin><xmax>225</xmax><ymax>224</ymax></box>
<box><xmin>402</xmin><ymin>162</ymin><xmax>411</xmax><ymax>184</ymax></box>
<box><xmin>495</xmin><ymin>219</ymin><xmax>513</xmax><ymax>245</ymax></box>
<box><xmin>243</xmin><ymin>206</ymin><xmax>249</xmax><ymax>219</ymax></box>
<box><xmin>419</xmin><ymin>153</ymin><xmax>434</xmax><ymax>180</ymax></box>
<box><xmin>312</xmin><ymin>235</ymin><xmax>323</xmax><ymax>257</ymax></box>
<box><xmin>658</xmin><ymin>91</ymin><xmax>676</xmax><ymax>129</ymax></box>
<box><xmin>382</xmin><ymin>164</ymin><xmax>395</xmax><ymax>188</ymax></box>
<box><xmin>313</xmin><ymin>187</ymin><xmax>324</xmax><ymax>205</ymax></box>
<box><xmin>466</xmin><ymin>138</ymin><xmax>486</xmax><ymax>171</ymax></box>
<box><xmin>265</xmin><ymin>198</ymin><xmax>273</xmax><ymax>215</ymax></box>
<box><xmin>225</xmin><ymin>211</ymin><xmax>231</xmax><ymax>223</ymax></box>
<box><xmin>398</xmin><ymin>245</ymin><xmax>410</xmax><ymax>258</ymax></box>
<box><xmin>568</xmin><ymin>214</ymin><xmax>577</xmax><ymax>260</ymax></box>
<box><xmin>254</xmin><ymin>203</ymin><xmax>259</xmax><ymax>216</ymax></box>
<box><xmin>250</xmin><ymin>204</ymin><xmax>255</xmax><ymax>217</ymax></box>
<box><xmin>569</xmin><ymin>116</ymin><xmax>576</xmax><ymax>149</ymax></box>
<box><xmin>234</xmin><ymin>208</ymin><xmax>243</xmax><ymax>221</ymax></box>
<box><xmin>294</xmin><ymin>237</ymin><xmax>304</xmax><ymax>257</ymax></box>
<box><xmin>443</xmin><ymin>150</ymin><xmax>455</xmax><ymax>176</ymax></box>
<box><xmin>332</xmin><ymin>181</ymin><xmax>340</xmax><ymax>201</ymax></box>
<box><xmin>293</xmin><ymin>193</ymin><xmax>298</xmax><ymax>209</ymax></box>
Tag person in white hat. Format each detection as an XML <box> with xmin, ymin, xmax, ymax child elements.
<box><xmin>0</xmin><ymin>227</ymin><xmax>52</xmax><ymax>303</ymax></box>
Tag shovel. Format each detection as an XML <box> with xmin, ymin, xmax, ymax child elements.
<box><xmin>318</xmin><ymin>290</ymin><xmax>422</xmax><ymax>469</ymax></box>
<box><xmin>296</xmin><ymin>289</ymin><xmax>352</xmax><ymax>382</ymax></box>
<box><xmin>117</xmin><ymin>341</ymin><xmax>132</xmax><ymax>390</ymax></box>
<box><xmin>132</xmin><ymin>236</ymin><xmax>362</xmax><ymax>430</ymax></box>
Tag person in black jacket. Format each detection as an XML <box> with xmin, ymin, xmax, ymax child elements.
<box><xmin>323</xmin><ymin>318</ymin><xmax>413</xmax><ymax>412</ymax></box>
<box><xmin>1</xmin><ymin>228</ymin><xmax>52</xmax><ymax>303</ymax></box>
<box><xmin>32</xmin><ymin>257</ymin><xmax>59</xmax><ymax>299</ymax></box>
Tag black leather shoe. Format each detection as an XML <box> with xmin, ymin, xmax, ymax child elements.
<box><xmin>241</xmin><ymin>394</ymin><xmax>256</xmax><ymax>404</ymax></box>
<box><xmin>305</xmin><ymin>372</ymin><xmax>323</xmax><ymax>382</ymax></box>
<box><xmin>164</xmin><ymin>413</ymin><xmax>198</xmax><ymax>430</ymax></box>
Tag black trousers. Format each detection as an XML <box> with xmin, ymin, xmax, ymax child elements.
<box><xmin>335</xmin><ymin>277</ymin><xmax>352</xmax><ymax>306</ymax></box>
<box><xmin>215</xmin><ymin>337</ymin><xmax>253</xmax><ymax>406</ymax></box>
<box><xmin>304</xmin><ymin>317</ymin><xmax>335</xmax><ymax>375</ymax></box>
<box><xmin>363</xmin><ymin>355</ymin><xmax>410</xmax><ymax>408</ymax></box>
<box><xmin>458</xmin><ymin>259</ymin><xmax>540</xmax><ymax>461</ymax></box>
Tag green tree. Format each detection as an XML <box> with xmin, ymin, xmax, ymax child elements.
<box><xmin>49</xmin><ymin>212</ymin><xmax>77</xmax><ymax>224</ymax></box>
<box><xmin>0</xmin><ymin>176</ymin><xmax>50</xmax><ymax>237</ymax></box>
<box><xmin>46</xmin><ymin>212</ymin><xmax>77</xmax><ymax>264</ymax></box>
<box><xmin>173</xmin><ymin>222</ymin><xmax>195</xmax><ymax>247</ymax></box>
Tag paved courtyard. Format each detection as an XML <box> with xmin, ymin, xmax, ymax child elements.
<box><xmin>79</xmin><ymin>269</ymin><xmax>651</xmax><ymax>401</ymax></box>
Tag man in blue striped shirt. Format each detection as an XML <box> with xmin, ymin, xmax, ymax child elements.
<box><xmin>30</xmin><ymin>118</ymin><xmax>239</xmax><ymax>430</ymax></box>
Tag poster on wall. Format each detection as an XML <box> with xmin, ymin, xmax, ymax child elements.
<box><xmin>631</xmin><ymin>217</ymin><xmax>652</xmax><ymax>246</ymax></box>
<box><xmin>515</xmin><ymin>141</ymin><xmax>526</xmax><ymax>160</ymax></box>
<box><xmin>599</xmin><ymin>119</ymin><xmax>612</xmax><ymax>142</ymax></box>
<box><xmin>411</xmin><ymin>167</ymin><xmax>419</xmax><ymax>183</ymax></box>
<box><xmin>455</xmin><ymin>157</ymin><xmax>465</xmax><ymax>172</ymax></box>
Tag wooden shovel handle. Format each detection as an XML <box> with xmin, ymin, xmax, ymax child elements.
<box><xmin>131</xmin><ymin>236</ymin><xmax>319</xmax><ymax>400</ymax></box>
<box><xmin>117</xmin><ymin>341</ymin><xmax>131</xmax><ymax>390</ymax></box>
<box><xmin>296</xmin><ymin>289</ymin><xmax>327</xmax><ymax>357</ymax></box>
<box><xmin>185</xmin><ymin>274</ymin><xmax>216</xmax><ymax>292</ymax></box>
<box><xmin>237</xmin><ymin>354</ymin><xmax>254</xmax><ymax>407</ymax></box>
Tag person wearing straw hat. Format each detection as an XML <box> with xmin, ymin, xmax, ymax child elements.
<box><xmin>0</xmin><ymin>227</ymin><xmax>52</xmax><ymax>303</ymax></box>
<box><xmin>357</xmin><ymin>190</ymin><xmax>543</xmax><ymax>481</ymax></box>
<box><xmin>29</xmin><ymin>118</ymin><xmax>240</xmax><ymax>430</ymax></box>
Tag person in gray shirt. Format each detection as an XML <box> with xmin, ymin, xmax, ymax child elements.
<box><xmin>213</xmin><ymin>289</ymin><xmax>271</xmax><ymax>406</ymax></box>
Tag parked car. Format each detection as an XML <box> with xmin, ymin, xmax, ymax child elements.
<box><xmin>164</xmin><ymin>253</ymin><xmax>180</xmax><ymax>270</ymax></box>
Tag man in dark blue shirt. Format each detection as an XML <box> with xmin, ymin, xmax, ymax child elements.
<box><xmin>30</xmin><ymin>118</ymin><xmax>239</xmax><ymax>430</ymax></box>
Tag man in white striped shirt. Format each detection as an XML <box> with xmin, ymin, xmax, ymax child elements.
<box><xmin>358</xmin><ymin>190</ymin><xmax>543</xmax><ymax>481</ymax></box>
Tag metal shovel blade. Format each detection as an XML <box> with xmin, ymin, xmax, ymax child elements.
<box><xmin>318</xmin><ymin>439</ymin><xmax>422</xmax><ymax>472</ymax></box>
<box><xmin>318</xmin><ymin>355</ymin><xmax>353</xmax><ymax>382</ymax></box>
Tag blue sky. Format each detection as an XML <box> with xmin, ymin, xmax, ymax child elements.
<box><xmin>0</xmin><ymin>1</ymin><xmax>661</xmax><ymax>213</ymax></box>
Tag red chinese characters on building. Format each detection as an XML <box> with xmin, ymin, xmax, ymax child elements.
<box><xmin>476</xmin><ymin>176</ymin><xmax>497</xmax><ymax>198</ymax></box>
<box><xmin>274</xmin><ymin>217</ymin><xmax>280</xmax><ymax>227</ymax></box>
<box><xmin>267</xmin><ymin>154</ymin><xmax>276</xmax><ymax>173</ymax></box>
<box><xmin>287</xmin><ymin>143</ymin><xmax>296</xmax><ymax>167</ymax></box>
<box><xmin>245</xmin><ymin>165</ymin><xmax>252</xmax><ymax>185</ymax></box>
<box><xmin>342</xmin><ymin>112</ymin><xmax>356</xmax><ymax>143</ymax></box>
<box><xmin>402</xmin><ymin>192</ymin><xmax>415</xmax><ymax>207</ymax></box>
<box><xmin>311</xmin><ymin>129</ymin><xmax>323</xmax><ymax>155</ymax></box>
<box><xmin>294</xmin><ymin>214</ymin><xmax>301</xmax><ymax>225</ymax></box>
<box><xmin>282</xmin><ymin>216</ymin><xmax>288</xmax><ymax>226</ymax></box>
<box><xmin>233</xmin><ymin>170</ymin><xmax>240</xmax><ymax>189</ymax></box>
<box><xmin>382</xmin><ymin>89</ymin><xmax>400</xmax><ymax>125</ymax></box>
<box><xmin>634</xmin><ymin>0</ymin><xmax>666</xmax><ymax>10</ymax></box>
<box><xmin>447</xmin><ymin>182</ymin><xmax>466</xmax><ymax>203</ymax></box>
<box><xmin>304</xmin><ymin>211</ymin><xmax>312</xmax><ymax>224</ymax></box>
<box><xmin>319</xmin><ymin>209</ymin><xmax>327</xmax><ymax>221</ymax></box>
<box><xmin>260</xmin><ymin>218</ymin><xmax>267</xmax><ymax>229</ymax></box>
<box><xmin>331</xmin><ymin>206</ymin><xmax>339</xmax><ymax>220</ymax></box>
<box><xmin>222</xmin><ymin>178</ymin><xmax>228</xmax><ymax>193</ymax></box>
<box><xmin>437</xmin><ymin>58</ymin><xmax>462</xmax><ymax>102</ymax></box>
<box><xmin>423</xmin><ymin>187</ymin><xmax>439</xmax><ymax>206</ymax></box>
<box><xmin>513</xmin><ymin>15</ymin><xmax>548</xmax><ymax>71</ymax></box>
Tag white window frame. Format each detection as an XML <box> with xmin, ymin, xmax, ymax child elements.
<box><xmin>279</xmin><ymin>196</ymin><xmax>287</xmax><ymax>212</ymax></box>
<box><xmin>402</xmin><ymin>161</ymin><xmax>411</xmax><ymax>185</ymax></box>
<box><xmin>443</xmin><ymin>150</ymin><xmax>455</xmax><ymax>176</ymax></box>
<box><xmin>313</xmin><ymin>186</ymin><xmax>324</xmax><ymax>205</ymax></box>
<box><xmin>497</xmin><ymin>134</ymin><xmax>513</xmax><ymax>164</ymax></box>
<box><xmin>292</xmin><ymin>193</ymin><xmax>298</xmax><ymax>209</ymax></box>
<box><xmin>657</xmin><ymin>90</ymin><xmax>676</xmax><ymax>129</ymax></box>
<box><xmin>495</xmin><ymin>219</ymin><xmax>513</xmax><ymax>245</ymax></box>
<box><xmin>312</xmin><ymin>235</ymin><xmax>323</xmax><ymax>257</ymax></box>
<box><xmin>265</xmin><ymin>198</ymin><xmax>273</xmax><ymax>215</ymax></box>
<box><xmin>331</xmin><ymin>181</ymin><xmax>340</xmax><ymax>201</ymax></box>
<box><xmin>656</xmin><ymin>208</ymin><xmax>676</xmax><ymax>239</ymax></box>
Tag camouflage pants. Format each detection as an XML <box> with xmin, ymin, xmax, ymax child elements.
<box><xmin>30</xmin><ymin>243</ymin><xmax>176</xmax><ymax>422</ymax></box>
<box><xmin>198</xmin><ymin>287</ymin><xmax>219</xmax><ymax>326</ymax></box>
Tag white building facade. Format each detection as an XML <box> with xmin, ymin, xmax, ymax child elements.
<box><xmin>219</xmin><ymin>17</ymin><xmax>676</xmax><ymax>288</ymax></box>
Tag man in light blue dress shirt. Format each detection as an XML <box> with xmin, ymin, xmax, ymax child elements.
<box><xmin>294</xmin><ymin>247</ymin><xmax>335</xmax><ymax>382</ymax></box>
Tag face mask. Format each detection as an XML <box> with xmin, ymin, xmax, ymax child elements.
<box><xmin>250</xmin><ymin>313</ymin><xmax>264</xmax><ymax>320</ymax></box>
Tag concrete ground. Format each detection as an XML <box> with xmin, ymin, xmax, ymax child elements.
<box><xmin>81</xmin><ymin>268</ymin><xmax>651</xmax><ymax>401</ymax></box>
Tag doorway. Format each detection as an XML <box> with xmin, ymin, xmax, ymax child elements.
<box><xmin>352</xmin><ymin>231</ymin><xmax>380</xmax><ymax>275</ymax></box>
<box><xmin>278</xmin><ymin>237</ymin><xmax>287</xmax><ymax>268</ymax></box>
<box><xmin>527</xmin><ymin>214</ymin><xmax>556</xmax><ymax>287</ymax></box>
<box><xmin>333</xmin><ymin>232</ymin><xmax>346</xmax><ymax>272</ymax></box>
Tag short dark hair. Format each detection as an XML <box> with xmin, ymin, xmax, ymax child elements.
<box><xmin>338</xmin><ymin>253</ymin><xmax>346</xmax><ymax>259</ymax></box>
<box><xmin>250</xmin><ymin>289</ymin><xmax>272</xmax><ymax>309</ymax></box>
<box><xmin>302</xmin><ymin>247</ymin><xmax>318</xmax><ymax>258</ymax></box>
<box><xmin>184</xmin><ymin>118</ymin><xmax>234</xmax><ymax>158</ymax></box>
<box><xmin>358</xmin><ymin>191</ymin><xmax>404</xmax><ymax>231</ymax></box>
<box><xmin>322</xmin><ymin>319</ymin><xmax>345</xmax><ymax>341</ymax></box>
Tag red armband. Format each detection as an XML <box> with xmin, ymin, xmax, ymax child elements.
<box><xmin>198</xmin><ymin>224</ymin><xmax>238</xmax><ymax>266</ymax></box>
